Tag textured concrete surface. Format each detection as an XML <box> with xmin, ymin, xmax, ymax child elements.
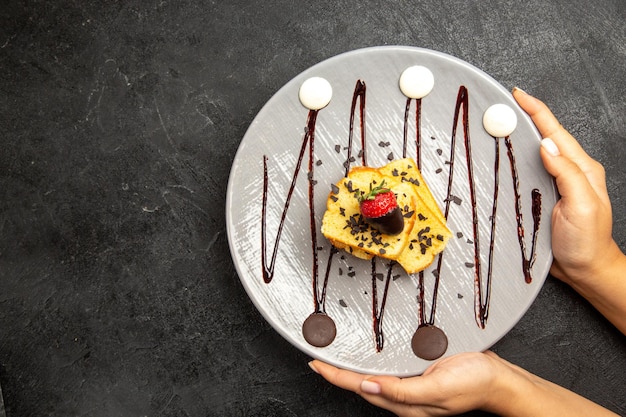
<box><xmin>1</xmin><ymin>1</ymin><xmax>625</xmax><ymax>416</ymax></box>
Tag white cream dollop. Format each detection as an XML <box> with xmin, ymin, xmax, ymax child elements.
<box><xmin>482</xmin><ymin>104</ymin><xmax>518</xmax><ymax>138</ymax></box>
<box><xmin>399</xmin><ymin>66</ymin><xmax>435</xmax><ymax>99</ymax></box>
<box><xmin>298</xmin><ymin>77</ymin><xmax>332</xmax><ymax>110</ymax></box>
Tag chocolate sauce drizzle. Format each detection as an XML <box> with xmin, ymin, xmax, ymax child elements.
<box><xmin>345</xmin><ymin>80</ymin><xmax>367</xmax><ymax>175</ymax></box>
<box><xmin>403</xmin><ymin>95</ymin><xmax>446</xmax><ymax>359</ymax></box>
<box><xmin>430</xmin><ymin>87</ymin><xmax>471</xmax><ymax>328</ymax></box>
<box><xmin>261</xmin><ymin>110</ymin><xmax>319</xmax><ymax>284</ymax></box>
<box><xmin>403</xmin><ymin>97</ymin><xmax>422</xmax><ymax>164</ymax></box>
<box><xmin>346</xmin><ymin>81</ymin><xmax>395</xmax><ymax>352</ymax></box>
<box><xmin>437</xmin><ymin>87</ymin><xmax>545</xmax><ymax>328</ymax></box>
<box><xmin>260</xmin><ymin>108</ymin><xmax>337</xmax><ymax>347</ymax></box>
<box><xmin>458</xmin><ymin>89</ymin><xmax>485</xmax><ymax>329</ymax></box>
<box><xmin>372</xmin><ymin>259</ymin><xmax>395</xmax><ymax>352</ymax></box>
<box><xmin>482</xmin><ymin>137</ymin><xmax>500</xmax><ymax>326</ymax></box>
<box><xmin>505</xmin><ymin>136</ymin><xmax>542</xmax><ymax>283</ymax></box>
<box><xmin>308</xmin><ymin>111</ymin><xmax>320</xmax><ymax>299</ymax></box>
<box><xmin>482</xmin><ymin>137</ymin><xmax>542</xmax><ymax>325</ymax></box>
<box><xmin>435</xmin><ymin>86</ymin><xmax>544</xmax><ymax>328</ymax></box>
<box><xmin>530</xmin><ymin>188</ymin><xmax>542</xmax><ymax>268</ymax></box>
<box><xmin>260</xmin><ymin>76</ymin><xmax>545</xmax><ymax>354</ymax></box>
<box><xmin>445</xmin><ymin>86</ymin><xmax>490</xmax><ymax>328</ymax></box>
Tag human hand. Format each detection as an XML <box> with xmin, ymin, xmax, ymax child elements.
<box><xmin>512</xmin><ymin>88</ymin><xmax>619</xmax><ymax>288</ymax></box>
<box><xmin>309</xmin><ymin>351</ymin><xmax>518</xmax><ymax>416</ymax></box>
<box><xmin>308</xmin><ymin>90</ymin><xmax>625</xmax><ymax>417</ymax></box>
<box><xmin>513</xmin><ymin>88</ymin><xmax>626</xmax><ymax>334</ymax></box>
<box><xmin>310</xmin><ymin>349</ymin><xmax>620</xmax><ymax>417</ymax></box>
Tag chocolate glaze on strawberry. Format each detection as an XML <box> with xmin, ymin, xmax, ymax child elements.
<box><xmin>364</xmin><ymin>206</ymin><xmax>405</xmax><ymax>235</ymax></box>
<box><xmin>358</xmin><ymin>180</ymin><xmax>405</xmax><ymax>236</ymax></box>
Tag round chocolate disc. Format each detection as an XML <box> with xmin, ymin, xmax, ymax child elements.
<box><xmin>411</xmin><ymin>324</ymin><xmax>448</xmax><ymax>360</ymax></box>
<box><xmin>302</xmin><ymin>313</ymin><xmax>337</xmax><ymax>347</ymax></box>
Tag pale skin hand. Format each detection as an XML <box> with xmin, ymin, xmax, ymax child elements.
<box><xmin>309</xmin><ymin>351</ymin><xmax>619</xmax><ymax>417</ymax></box>
<box><xmin>309</xmin><ymin>89</ymin><xmax>624</xmax><ymax>417</ymax></box>
<box><xmin>513</xmin><ymin>88</ymin><xmax>626</xmax><ymax>334</ymax></box>
<box><xmin>310</xmin><ymin>352</ymin><xmax>511</xmax><ymax>417</ymax></box>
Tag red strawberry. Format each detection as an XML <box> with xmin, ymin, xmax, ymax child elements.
<box><xmin>358</xmin><ymin>180</ymin><xmax>405</xmax><ymax>235</ymax></box>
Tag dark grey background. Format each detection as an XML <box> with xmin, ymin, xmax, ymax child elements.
<box><xmin>1</xmin><ymin>1</ymin><xmax>625</xmax><ymax>416</ymax></box>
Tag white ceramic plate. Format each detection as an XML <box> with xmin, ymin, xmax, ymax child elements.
<box><xmin>226</xmin><ymin>46</ymin><xmax>556</xmax><ymax>376</ymax></box>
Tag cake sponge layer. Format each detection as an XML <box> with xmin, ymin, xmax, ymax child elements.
<box><xmin>321</xmin><ymin>158</ymin><xmax>451</xmax><ymax>274</ymax></box>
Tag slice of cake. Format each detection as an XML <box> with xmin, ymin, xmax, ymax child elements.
<box><xmin>322</xmin><ymin>173</ymin><xmax>418</xmax><ymax>259</ymax></box>
<box><xmin>321</xmin><ymin>158</ymin><xmax>451</xmax><ymax>274</ymax></box>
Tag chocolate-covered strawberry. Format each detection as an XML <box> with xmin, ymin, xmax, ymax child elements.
<box><xmin>358</xmin><ymin>180</ymin><xmax>405</xmax><ymax>235</ymax></box>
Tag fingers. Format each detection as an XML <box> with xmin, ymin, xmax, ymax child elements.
<box><xmin>309</xmin><ymin>360</ymin><xmax>410</xmax><ymax>414</ymax></box>
<box><xmin>512</xmin><ymin>87</ymin><xmax>569</xmax><ymax>142</ymax></box>
<box><xmin>513</xmin><ymin>88</ymin><xmax>609</xmax><ymax>203</ymax></box>
<box><xmin>367</xmin><ymin>374</ymin><xmax>440</xmax><ymax>405</ymax></box>
<box><xmin>539</xmin><ymin>139</ymin><xmax>600</xmax><ymax>207</ymax></box>
<box><xmin>310</xmin><ymin>360</ymin><xmax>437</xmax><ymax>404</ymax></box>
<box><xmin>308</xmin><ymin>360</ymin><xmax>370</xmax><ymax>393</ymax></box>
<box><xmin>513</xmin><ymin>88</ymin><xmax>587</xmax><ymax>162</ymax></box>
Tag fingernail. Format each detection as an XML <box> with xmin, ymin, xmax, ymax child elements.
<box><xmin>308</xmin><ymin>361</ymin><xmax>320</xmax><ymax>374</ymax></box>
<box><xmin>512</xmin><ymin>86</ymin><xmax>527</xmax><ymax>95</ymax></box>
<box><xmin>541</xmin><ymin>138</ymin><xmax>560</xmax><ymax>156</ymax></box>
<box><xmin>360</xmin><ymin>380</ymin><xmax>382</xmax><ymax>395</ymax></box>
